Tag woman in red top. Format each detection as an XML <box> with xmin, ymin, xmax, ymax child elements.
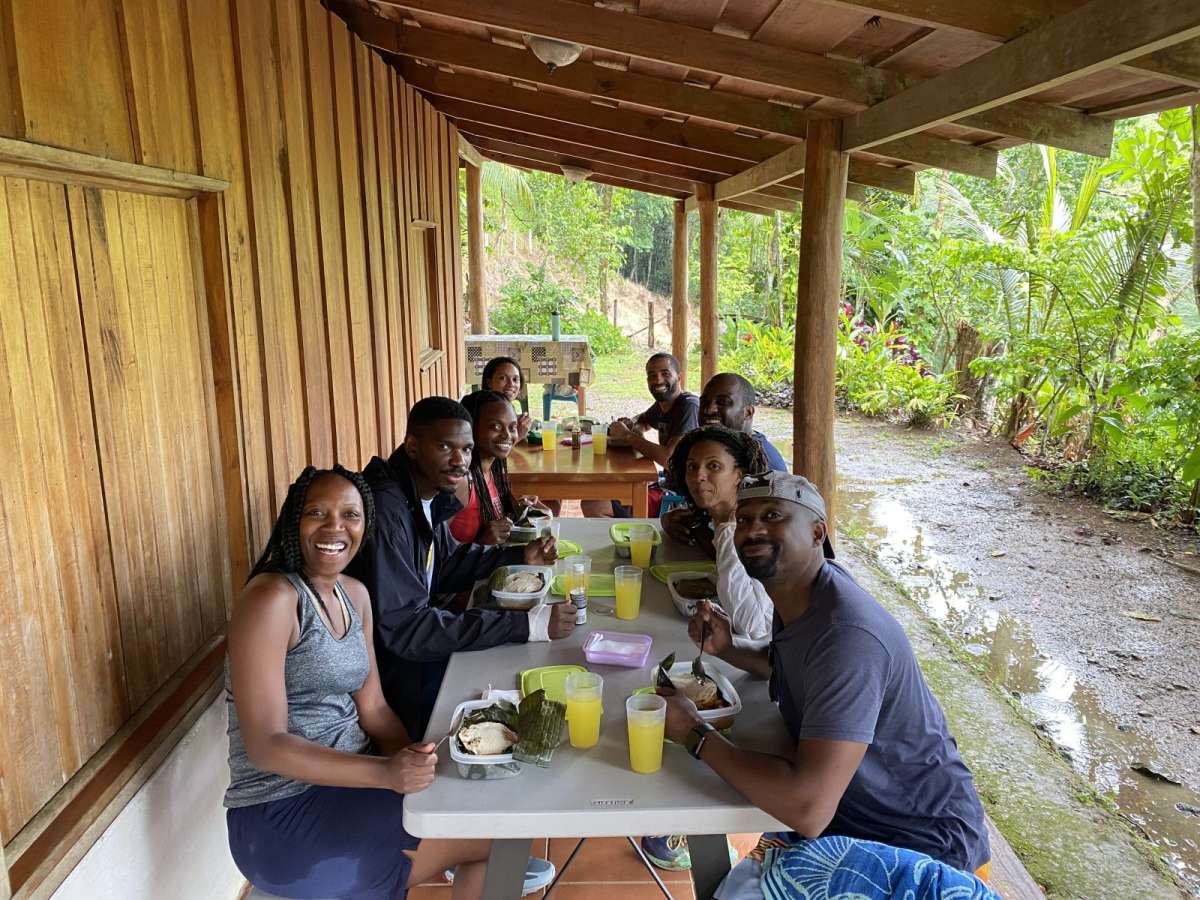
<box><xmin>451</xmin><ymin>391</ymin><xmax>543</xmax><ymax>544</ymax></box>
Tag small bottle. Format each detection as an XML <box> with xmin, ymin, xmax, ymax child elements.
<box><xmin>570</xmin><ymin>562</ymin><xmax>588</xmax><ymax>625</ymax></box>
<box><xmin>570</xmin><ymin>424</ymin><xmax>582</xmax><ymax>449</ymax></box>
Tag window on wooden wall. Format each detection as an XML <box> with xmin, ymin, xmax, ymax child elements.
<box><xmin>410</xmin><ymin>221</ymin><xmax>443</xmax><ymax>368</ymax></box>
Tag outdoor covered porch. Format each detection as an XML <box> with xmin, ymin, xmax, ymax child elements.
<box><xmin>0</xmin><ymin>0</ymin><xmax>1198</xmax><ymax>898</ymax></box>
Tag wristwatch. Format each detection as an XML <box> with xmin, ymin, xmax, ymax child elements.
<box><xmin>684</xmin><ymin>721</ymin><xmax>716</xmax><ymax>760</ymax></box>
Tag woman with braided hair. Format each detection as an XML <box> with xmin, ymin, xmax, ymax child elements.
<box><xmin>662</xmin><ymin>426</ymin><xmax>776</xmax><ymax>643</ymax></box>
<box><xmin>224</xmin><ymin>465</ymin><xmax>504</xmax><ymax>899</ymax></box>
<box><xmin>450</xmin><ymin>391</ymin><xmax>549</xmax><ymax>545</ymax></box>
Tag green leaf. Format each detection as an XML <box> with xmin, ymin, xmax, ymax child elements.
<box><xmin>1182</xmin><ymin>444</ymin><xmax>1200</xmax><ymax>484</ymax></box>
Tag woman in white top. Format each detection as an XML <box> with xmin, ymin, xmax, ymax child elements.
<box><xmin>663</xmin><ymin>427</ymin><xmax>773</xmax><ymax>641</ymax></box>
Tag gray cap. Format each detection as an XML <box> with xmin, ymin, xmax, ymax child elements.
<box><xmin>737</xmin><ymin>471</ymin><xmax>835</xmax><ymax>560</ymax></box>
<box><xmin>737</xmin><ymin>470</ymin><xmax>827</xmax><ymax>520</ymax></box>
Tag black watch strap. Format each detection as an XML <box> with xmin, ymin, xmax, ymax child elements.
<box><xmin>685</xmin><ymin>721</ymin><xmax>716</xmax><ymax>759</ymax></box>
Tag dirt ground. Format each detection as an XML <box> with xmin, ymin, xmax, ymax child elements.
<box><xmin>825</xmin><ymin>413</ymin><xmax>1200</xmax><ymax>892</ymax></box>
<box><xmin>584</xmin><ymin>381</ymin><xmax>1200</xmax><ymax>892</ymax></box>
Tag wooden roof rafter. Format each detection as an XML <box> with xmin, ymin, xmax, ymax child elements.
<box><xmin>339</xmin><ymin>3</ymin><xmax>996</xmax><ymax>179</ymax></box>
<box><xmin>377</xmin><ymin>0</ymin><xmax>1117</xmax><ymax>157</ymax></box>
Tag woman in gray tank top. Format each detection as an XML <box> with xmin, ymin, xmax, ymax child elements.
<box><xmin>224</xmin><ymin>465</ymin><xmax>496</xmax><ymax>899</ymax></box>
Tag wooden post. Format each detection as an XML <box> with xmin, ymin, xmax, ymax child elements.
<box><xmin>671</xmin><ymin>199</ymin><xmax>689</xmax><ymax>387</ymax></box>
<box><xmin>1</xmin><ymin>840</ymin><xmax>10</xmax><ymax>900</ymax></box>
<box><xmin>697</xmin><ymin>185</ymin><xmax>718</xmax><ymax>388</ymax></box>
<box><xmin>794</xmin><ymin>119</ymin><xmax>848</xmax><ymax>534</ymax></box>
<box><xmin>465</xmin><ymin>162</ymin><xmax>488</xmax><ymax>334</ymax></box>
<box><xmin>647</xmin><ymin>298</ymin><xmax>656</xmax><ymax>348</ymax></box>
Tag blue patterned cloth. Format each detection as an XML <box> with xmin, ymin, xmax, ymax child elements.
<box><xmin>761</xmin><ymin>836</ymin><xmax>999</xmax><ymax>900</ymax></box>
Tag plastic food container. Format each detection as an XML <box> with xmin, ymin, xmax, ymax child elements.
<box><xmin>582</xmin><ymin>631</ymin><xmax>653</xmax><ymax>668</ymax></box>
<box><xmin>666</xmin><ymin>571</ymin><xmax>718</xmax><ymax>619</ymax></box>
<box><xmin>660</xmin><ymin>660</ymin><xmax>742</xmax><ymax>732</ymax></box>
<box><xmin>490</xmin><ymin>565</ymin><xmax>553</xmax><ymax>610</ymax></box>
<box><xmin>610</xmin><ymin>522</ymin><xmax>663</xmax><ymax>560</ymax></box>
<box><xmin>509</xmin><ymin>512</ymin><xmax>552</xmax><ymax>544</ymax></box>
<box><xmin>448</xmin><ymin>699</ymin><xmax>523</xmax><ymax>780</ymax></box>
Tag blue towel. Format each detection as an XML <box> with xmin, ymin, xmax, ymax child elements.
<box><xmin>761</xmin><ymin>836</ymin><xmax>999</xmax><ymax>900</ymax></box>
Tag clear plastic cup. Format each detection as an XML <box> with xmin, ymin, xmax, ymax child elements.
<box><xmin>627</xmin><ymin>524</ymin><xmax>655</xmax><ymax>568</ymax></box>
<box><xmin>565</xmin><ymin>671</ymin><xmax>603</xmax><ymax>749</ymax></box>
<box><xmin>540</xmin><ymin>420</ymin><xmax>558</xmax><ymax>452</ymax></box>
<box><xmin>613</xmin><ymin>565</ymin><xmax>643</xmax><ymax>620</ymax></box>
<box><xmin>626</xmin><ymin>694</ymin><xmax>666</xmax><ymax>773</ymax></box>
<box><xmin>592</xmin><ymin>422</ymin><xmax>608</xmax><ymax>455</ymax></box>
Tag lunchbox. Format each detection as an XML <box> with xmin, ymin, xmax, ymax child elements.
<box><xmin>659</xmin><ymin>660</ymin><xmax>743</xmax><ymax>732</ymax></box>
<box><xmin>665</xmin><ymin>570</ymin><xmax>718</xmax><ymax>619</ymax></box>
<box><xmin>489</xmin><ymin>565</ymin><xmax>554</xmax><ymax>610</ymax></box>
<box><xmin>582</xmin><ymin>631</ymin><xmax>653</xmax><ymax>668</ymax></box>
<box><xmin>509</xmin><ymin>512</ymin><xmax>553</xmax><ymax>544</ymax></box>
<box><xmin>610</xmin><ymin>522</ymin><xmax>663</xmax><ymax>560</ymax></box>
<box><xmin>448</xmin><ymin>699</ymin><xmax>524</xmax><ymax>780</ymax></box>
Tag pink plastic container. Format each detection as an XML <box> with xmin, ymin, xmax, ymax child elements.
<box><xmin>582</xmin><ymin>631</ymin><xmax>653</xmax><ymax>668</ymax></box>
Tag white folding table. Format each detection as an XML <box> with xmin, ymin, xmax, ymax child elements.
<box><xmin>404</xmin><ymin>520</ymin><xmax>791</xmax><ymax>899</ymax></box>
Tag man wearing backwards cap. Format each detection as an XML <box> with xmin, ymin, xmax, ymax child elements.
<box><xmin>661</xmin><ymin>470</ymin><xmax>990</xmax><ymax>875</ymax></box>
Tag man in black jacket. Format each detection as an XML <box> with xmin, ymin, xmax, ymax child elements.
<box><xmin>348</xmin><ymin>397</ymin><xmax>575</xmax><ymax>736</ymax></box>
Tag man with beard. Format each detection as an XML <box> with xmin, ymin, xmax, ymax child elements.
<box><xmin>347</xmin><ymin>397</ymin><xmax>575</xmax><ymax>737</ymax></box>
<box><xmin>697</xmin><ymin>372</ymin><xmax>788</xmax><ymax>472</ymax></box>
<box><xmin>582</xmin><ymin>353</ymin><xmax>699</xmax><ymax>517</ymax></box>
<box><xmin>660</xmin><ymin>471</ymin><xmax>991</xmax><ymax>877</ymax></box>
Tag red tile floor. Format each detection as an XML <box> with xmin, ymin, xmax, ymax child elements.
<box><xmin>408</xmin><ymin>834</ymin><xmax>761</xmax><ymax>899</ymax></box>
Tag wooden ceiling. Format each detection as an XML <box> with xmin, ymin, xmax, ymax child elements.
<box><xmin>331</xmin><ymin>0</ymin><xmax>1200</xmax><ymax>213</ymax></box>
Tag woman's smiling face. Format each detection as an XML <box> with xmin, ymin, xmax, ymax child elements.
<box><xmin>298</xmin><ymin>473</ymin><xmax>366</xmax><ymax>578</ymax></box>
<box><xmin>684</xmin><ymin>440</ymin><xmax>743</xmax><ymax>511</ymax></box>
<box><xmin>486</xmin><ymin>362</ymin><xmax>522</xmax><ymax>401</ymax></box>
<box><xmin>474</xmin><ymin>398</ymin><xmax>518</xmax><ymax>460</ymax></box>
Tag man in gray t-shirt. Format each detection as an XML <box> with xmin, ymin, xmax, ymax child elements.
<box><xmin>661</xmin><ymin>471</ymin><xmax>989</xmax><ymax>873</ymax></box>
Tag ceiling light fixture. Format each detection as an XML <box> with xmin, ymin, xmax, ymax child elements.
<box><xmin>559</xmin><ymin>164</ymin><xmax>593</xmax><ymax>183</ymax></box>
<box><xmin>525</xmin><ymin>35</ymin><xmax>584</xmax><ymax>72</ymax></box>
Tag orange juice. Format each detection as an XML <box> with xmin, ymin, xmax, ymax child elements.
<box><xmin>541</xmin><ymin>423</ymin><xmax>557</xmax><ymax>452</ymax></box>
<box><xmin>614</xmin><ymin>565</ymin><xmax>642</xmax><ymax>620</ymax></box>
<box><xmin>630</xmin><ymin>538</ymin><xmax>653</xmax><ymax>568</ymax></box>
<box><xmin>566</xmin><ymin>696</ymin><xmax>602</xmax><ymax>748</ymax></box>
<box><xmin>592</xmin><ymin>429</ymin><xmax>608</xmax><ymax>454</ymax></box>
<box><xmin>627</xmin><ymin>718</ymin><xmax>664</xmax><ymax>773</ymax></box>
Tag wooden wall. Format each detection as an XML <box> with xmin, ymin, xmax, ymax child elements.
<box><xmin>0</xmin><ymin>0</ymin><xmax>465</xmax><ymax>851</ymax></box>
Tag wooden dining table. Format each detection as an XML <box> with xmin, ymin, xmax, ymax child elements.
<box><xmin>507</xmin><ymin>441</ymin><xmax>659</xmax><ymax>516</ymax></box>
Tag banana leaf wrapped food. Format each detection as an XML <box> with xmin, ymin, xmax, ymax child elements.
<box><xmin>455</xmin><ymin>690</ymin><xmax>566</xmax><ymax>767</ymax></box>
<box><xmin>654</xmin><ymin>652</ymin><xmax>728</xmax><ymax>711</ymax></box>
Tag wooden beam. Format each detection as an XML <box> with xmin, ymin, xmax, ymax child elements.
<box><xmin>466</xmin><ymin>133</ymin><xmax>701</xmax><ymax>194</ymax></box>
<box><xmin>817</xmin><ymin>0</ymin><xmax>1200</xmax><ymax>89</ymax></box>
<box><xmin>793</xmin><ymin>119</ymin><xmax>847</xmax><ymax>535</ymax></box>
<box><xmin>433</xmin><ymin>97</ymin><xmax>745</xmax><ymax>176</ymax></box>
<box><xmin>454</xmin><ymin>119</ymin><xmax>720</xmax><ymax>183</ymax></box>
<box><xmin>841</xmin><ymin>0</ymin><xmax>1200</xmax><ymax>152</ymax></box>
<box><xmin>465</xmin><ymin>161</ymin><xmax>487</xmax><ymax>334</ymax></box>
<box><xmin>412</xmin><ymin>67</ymin><xmax>915</xmax><ymax>193</ymax></box>
<box><xmin>482</xmin><ymin>150</ymin><xmax>687</xmax><ymax>198</ymax></box>
<box><xmin>672</xmin><ymin>200</ymin><xmax>689</xmax><ymax>389</ymax></box>
<box><xmin>400</xmin><ymin>63</ymin><xmax>774</xmax><ymax>163</ymax></box>
<box><xmin>720</xmin><ymin>200</ymin><xmax>781</xmax><ymax>216</ymax></box>
<box><xmin>381</xmin><ymin>0</ymin><xmax>1109</xmax><ymax>157</ymax></box>
<box><xmin>342</xmin><ymin>4</ymin><xmax>994</xmax><ymax>177</ymax></box>
<box><xmin>697</xmin><ymin>184</ymin><xmax>719</xmax><ymax>387</ymax></box>
<box><xmin>0</xmin><ymin>136</ymin><xmax>228</xmax><ymax>197</ymax></box>
<box><xmin>384</xmin><ymin>0</ymin><xmax>899</xmax><ymax>105</ymax></box>
<box><xmin>716</xmin><ymin>140</ymin><xmax>913</xmax><ymax>202</ymax></box>
<box><xmin>735</xmin><ymin>192</ymin><xmax>797</xmax><ymax>214</ymax></box>
<box><xmin>458</xmin><ymin>132</ymin><xmax>483</xmax><ymax>168</ymax></box>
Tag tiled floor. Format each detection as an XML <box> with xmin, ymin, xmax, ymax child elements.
<box><xmin>408</xmin><ymin>834</ymin><xmax>762</xmax><ymax>899</ymax></box>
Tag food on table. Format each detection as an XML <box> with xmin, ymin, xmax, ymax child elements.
<box><xmin>457</xmin><ymin>722</ymin><xmax>518</xmax><ymax>756</ymax></box>
<box><xmin>455</xmin><ymin>690</ymin><xmax>566</xmax><ymax>767</ymax></box>
<box><xmin>653</xmin><ymin>652</ymin><xmax>729</xmax><ymax>711</ymax></box>
<box><xmin>501</xmin><ymin>571</ymin><xmax>545</xmax><ymax>594</ymax></box>
<box><xmin>673</xmin><ymin>577</ymin><xmax>717</xmax><ymax>600</ymax></box>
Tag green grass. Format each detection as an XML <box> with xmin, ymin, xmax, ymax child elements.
<box><xmin>592</xmin><ymin>348</ymin><xmax>652</xmax><ymax>403</ymax></box>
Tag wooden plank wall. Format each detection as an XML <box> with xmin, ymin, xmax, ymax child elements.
<box><xmin>0</xmin><ymin>0</ymin><xmax>465</xmax><ymax>844</ymax></box>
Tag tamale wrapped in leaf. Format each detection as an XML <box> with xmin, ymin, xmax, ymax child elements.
<box><xmin>461</xmin><ymin>699</ymin><xmax>519</xmax><ymax>732</ymax></box>
<box><xmin>513</xmin><ymin>689</ymin><xmax>566</xmax><ymax>767</ymax></box>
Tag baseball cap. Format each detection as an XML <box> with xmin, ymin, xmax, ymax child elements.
<box><xmin>737</xmin><ymin>470</ymin><xmax>836</xmax><ymax>559</ymax></box>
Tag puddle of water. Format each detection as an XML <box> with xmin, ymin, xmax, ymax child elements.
<box><xmin>837</xmin><ymin>485</ymin><xmax>1200</xmax><ymax>895</ymax></box>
